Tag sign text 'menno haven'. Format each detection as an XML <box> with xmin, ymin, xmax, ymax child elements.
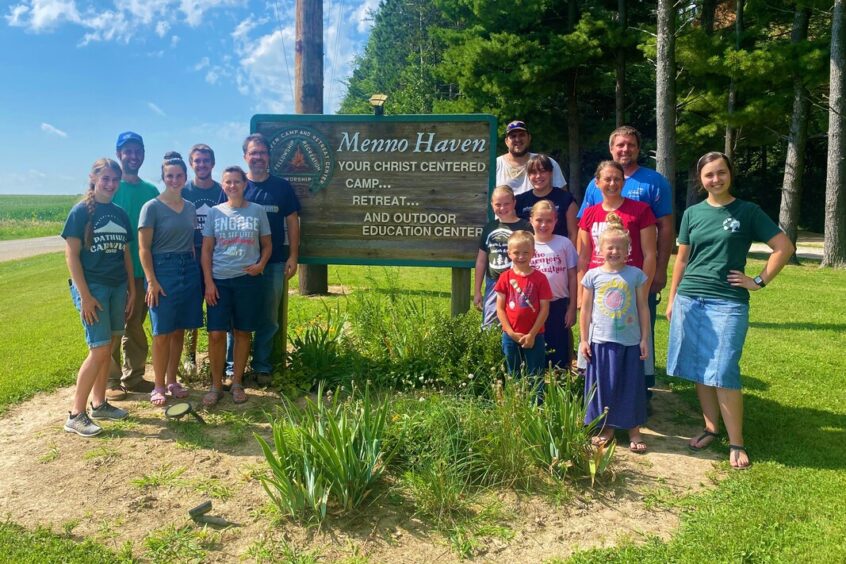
<box><xmin>337</xmin><ymin>131</ymin><xmax>487</xmax><ymax>153</ymax></box>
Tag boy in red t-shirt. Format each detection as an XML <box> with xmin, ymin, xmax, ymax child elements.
<box><xmin>495</xmin><ymin>231</ymin><xmax>552</xmax><ymax>387</ymax></box>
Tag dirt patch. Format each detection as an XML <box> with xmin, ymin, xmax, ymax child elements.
<box><xmin>0</xmin><ymin>375</ymin><xmax>723</xmax><ymax>562</ymax></box>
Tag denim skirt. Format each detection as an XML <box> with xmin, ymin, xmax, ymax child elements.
<box><xmin>147</xmin><ymin>252</ymin><xmax>203</xmax><ymax>335</ymax></box>
<box><xmin>666</xmin><ymin>294</ymin><xmax>749</xmax><ymax>390</ymax></box>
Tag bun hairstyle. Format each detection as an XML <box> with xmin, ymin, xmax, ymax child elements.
<box><xmin>530</xmin><ymin>199</ymin><xmax>556</xmax><ymax>218</ymax></box>
<box><xmin>161</xmin><ymin>151</ymin><xmax>188</xmax><ymax>179</ymax></box>
<box><xmin>598</xmin><ymin>212</ymin><xmax>631</xmax><ymax>251</ymax></box>
<box><xmin>526</xmin><ymin>153</ymin><xmax>554</xmax><ymax>175</ymax></box>
<box><xmin>84</xmin><ymin>158</ymin><xmax>122</xmax><ymax>248</ymax></box>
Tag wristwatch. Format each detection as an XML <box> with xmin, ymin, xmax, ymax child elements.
<box><xmin>753</xmin><ymin>275</ymin><xmax>766</xmax><ymax>288</ymax></box>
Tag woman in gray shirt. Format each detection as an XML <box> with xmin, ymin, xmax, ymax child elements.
<box><xmin>139</xmin><ymin>152</ymin><xmax>203</xmax><ymax>406</ymax></box>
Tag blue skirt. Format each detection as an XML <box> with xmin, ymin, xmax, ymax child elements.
<box><xmin>584</xmin><ymin>342</ymin><xmax>646</xmax><ymax>429</ymax></box>
<box><xmin>666</xmin><ymin>294</ymin><xmax>748</xmax><ymax>390</ymax></box>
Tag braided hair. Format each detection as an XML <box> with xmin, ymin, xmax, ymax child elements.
<box><xmin>84</xmin><ymin>158</ymin><xmax>122</xmax><ymax>248</ymax></box>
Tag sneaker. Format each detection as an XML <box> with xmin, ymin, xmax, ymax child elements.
<box><xmin>105</xmin><ymin>386</ymin><xmax>127</xmax><ymax>401</ymax></box>
<box><xmin>89</xmin><ymin>401</ymin><xmax>129</xmax><ymax>421</ymax></box>
<box><xmin>64</xmin><ymin>411</ymin><xmax>102</xmax><ymax>437</ymax></box>
<box><xmin>255</xmin><ymin>372</ymin><xmax>272</xmax><ymax>387</ymax></box>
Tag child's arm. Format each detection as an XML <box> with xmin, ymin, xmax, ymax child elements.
<box><xmin>65</xmin><ymin>237</ymin><xmax>101</xmax><ymax>324</ymax></box>
<box><xmin>496</xmin><ymin>292</ymin><xmax>523</xmax><ymax>341</ymax></box>
<box><xmin>473</xmin><ymin>249</ymin><xmax>488</xmax><ymax>311</ymax></box>
<box><xmin>565</xmin><ymin>267</ymin><xmax>577</xmax><ymax>328</ymax></box>
<box><xmin>636</xmin><ymin>281</ymin><xmax>651</xmax><ymax>360</ymax></box>
<box><xmin>665</xmin><ymin>244</ymin><xmax>690</xmax><ymax>321</ymax></box>
<box><xmin>123</xmin><ymin>245</ymin><xmax>135</xmax><ymax>319</ymax></box>
<box><xmin>521</xmin><ymin>298</ymin><xmax>550</xmax><ymax>349</ymax></box>
<box><xmin>579</xmin><ymin>285</ymin><xmax>594</xmax><ymax>361</ymax></box>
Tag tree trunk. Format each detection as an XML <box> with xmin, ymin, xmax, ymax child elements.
<box><xmin>615</xmin><ymin>0</ymin><xmax>627</xmax><ymax>127</ymax></box>
<box><xmin>295</xmin><ymin>0</ymin><xmax>328</xmax><ymax>295</ymax></box>
<box><xmin>685</xmin><ymin>160</ymin><xmax>700</xmax><ymax>209</ymax></box>
<box><xmin>656</xmin><ymin>0</ymin><xmax>677</xmax><ymax>208</ymax></box>
<box><xmin>725</xmin><ymin>0</ymin><xmax>744</xmax><ymax>161</ymax></box>
<box><xmin>824</xmin><ymin>0</ymin><xmax>846</xmax><ymax>267</ymax></box>
<box><xmin>567</xmin><ymin>69</ymin><xmax>581</xmax><ymax>198</ymax></box>
<box><xmin>778</xmin><ymin>6</ymin><xmax>812</xmax><ymax>265</ymax></box>
<box><xmin>701</xmin><ymin>0</ymin><xmax>717</xmax><ymax>34</ymax></box>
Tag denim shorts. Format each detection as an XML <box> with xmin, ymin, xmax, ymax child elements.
<box><xmin>207</xmin><ymin>274</ymin><xmax>264</xmax><ymax>332</ymax></box>
<box><xmin>70</xmin><ymin>280</ymin><xmax>127</xmax><ymax>349</ymax></box>
<box><xmin>666</xmin><ymin>294</ymin><xmax>749</xmax><ymax>390</ymax></box>
<box><xmin>147</xmin><ymin>252</ymin><xmax>203</xmax><ymax>336</ymax></box>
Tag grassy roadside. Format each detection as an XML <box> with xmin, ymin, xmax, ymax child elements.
<box><xmin>0</xmin><ymin>253</ymin><xmax>843</xmax><ymax>561</ymax></box>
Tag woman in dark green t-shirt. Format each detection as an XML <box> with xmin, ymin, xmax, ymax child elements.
<box><xmin>665</xmin><ymin>152</ymin><xmax>793</xmax><ymax>470</ymax></box>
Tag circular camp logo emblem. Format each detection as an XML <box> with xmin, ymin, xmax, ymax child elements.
<box><xmin>268</xmin><ymin>126</ymin><xmax>334</xmax><ymax>194</ymax></box>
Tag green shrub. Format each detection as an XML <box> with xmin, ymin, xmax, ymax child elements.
<box><xmin>256</xmin><ymin>384</ymin><xmax>392</xmax><ymax>522</ymax></box>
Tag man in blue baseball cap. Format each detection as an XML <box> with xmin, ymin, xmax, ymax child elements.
<box><xmin>495</xmin><ymin>120</ymin><xmax>567</xmax><ymax>196</ymax></box>
<box><xmin>108</xmin><ymin>131</ymin><xmax>159</xmax><ymax>400</ymax></box>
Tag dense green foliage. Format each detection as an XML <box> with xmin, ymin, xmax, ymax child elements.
<box><xmin>342</xmin><ymin>0</ymin><xmax>835</xmax><ymax>231</ymax></box>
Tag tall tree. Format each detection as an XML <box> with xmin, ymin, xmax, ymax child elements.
<box><xmin>615</xmin><ymin>0</ymin><xmax>628</xmax><ymax>127</ymax></box>
<box><xmin>725</xmin><ymin>0</ymin><xmax>745</xmax><ymax>161</ymax></box>
<box><xmin>824</xmin><ymin>0</ymin><xmax>846</xmax><ymax>267</ymax></box>
<box><xmin>656</xmin><ymin>0</ymin><xmax>677</xmax><ymax>204</ymax></box>
<box><xmin>778</xmin><ymin>4</ymin><xmax>812</xmax><ymax>264</ymax></box>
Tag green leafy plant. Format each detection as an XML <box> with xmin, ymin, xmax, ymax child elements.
<box><xmin>256</xmin><ymin>383</ymin><xmax>392</xmax><ymax>522</ymax></box>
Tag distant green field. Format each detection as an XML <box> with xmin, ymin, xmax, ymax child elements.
<box><xmin>0</xmin><ymin>194</ymin><xmax>79</xmax><ymax>240</ymax></box>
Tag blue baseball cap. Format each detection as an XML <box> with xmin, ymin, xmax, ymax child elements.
<box><xmin>116</xmin><ymin>131</ymin><xmax>144</xmax><ymax>150</ymax></box>
<box><xmin>505</xmin><ymin>120</ymin><xmax>528</xmax><ymax>135</ymax></box>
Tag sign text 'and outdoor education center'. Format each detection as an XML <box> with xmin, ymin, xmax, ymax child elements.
<box><xmin>251</xmin><ymin>114</ymin><xmax>497</xmax><ymax>268</ymax></box>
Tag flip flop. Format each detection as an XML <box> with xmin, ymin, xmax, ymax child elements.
<box><xmin>729</xmin><ymin>445</ymin><xmax>751</xmax><ymax>470</ymax></box>
<box><xmin>167</xmin><ymin>382</ymin><xmax>190</xmax><ymax>399</ymax></box>
<box><xmin>688</xmin><ymin>429</ymin><xmax>719</xmax><ymax>452</ymax></box>
<box><xmin>629</xmin><ymin>440</ymin><xmax>647</xmax><ymax>454</ymax></box>
<box><xmin>150</xmin><ymin>387</ymin><xmax>167</xmax><ymax>407</ymax></box>
<box><xmin>591</xmin><ymin>434</ymin><xmax>614</xmax><ymax>448</ymax></box>
<box><xmin>231</xmin><ymin>383</ymin><xmax>247</xmax><ymax>404</ymax></box>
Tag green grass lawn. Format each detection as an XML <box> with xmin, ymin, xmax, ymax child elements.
<box><xmin>0</xmin><ymin>253</ymin><xmax>843</xmax><ymax>562</ymax></box>
<box><xmin>0</xmin><ymin>194</ymin><xmax>79</xmax><ymax>240</ymax></box>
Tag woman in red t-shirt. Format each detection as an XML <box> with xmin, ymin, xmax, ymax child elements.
<box><xmin>577</xmin><ymin>161</ymin><xmax>657</xmax><ymax>287</ymax></box>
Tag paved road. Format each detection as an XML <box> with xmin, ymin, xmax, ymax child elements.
<box><xmin>0</xmin><ymin>236</ymin><xmax>65</xmax><ymax>262</ymax></box>
<box><xmin>0</xmin><ymin>234</ymin><xmax>824</xmax><ymax>263</ymax></box>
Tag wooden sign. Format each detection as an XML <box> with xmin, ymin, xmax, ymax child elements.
<box><xmin>251</xmin><ymin>114</ymin><xmax>496</xmax><ymax>267</ymax></box>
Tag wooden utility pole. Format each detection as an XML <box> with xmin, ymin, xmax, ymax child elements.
<box><xmin>296</xmin><ymin>0</ymin><xmax>328</xmax><ymax>294</ymax></box>
<box><xmin>656</xmin><ymin>0</ymin><xmax>676</xmax><ymax>201</ymax></box>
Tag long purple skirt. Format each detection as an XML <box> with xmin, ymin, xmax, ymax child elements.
<box><xmin>584</xmin><ymin>341</ymin><xmax>647</xmax><ymax>429</ymax></box>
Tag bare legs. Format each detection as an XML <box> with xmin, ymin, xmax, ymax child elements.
<box><xmin>151</xmin><ymin>330</ymin><xmax>186</xmax><ymax>391</ymax></box>
<box><xmin>71</xmin><ymin>336</ymin><xmax>120</xmax><ymax>415</ymax></box>
<box><xmin>691</xmin><ymin>383</ymin><xmax>749</xmax><ymax>468</ymax></box>
<box><xmin>208</xmin><ymin>330</ymin><xmax>251</xmax><ymax>401</ymax></box>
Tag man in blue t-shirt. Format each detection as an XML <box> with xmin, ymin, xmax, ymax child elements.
<box><xmin>238</xmin><ymin>133</ymin><xmax>301</xmax><ymax>385</ymax></box>
<box><xmin>578</xmin><ymin>126</ymin><xmax>675</xmax><ymax>402</ymax></box>
<box><xmin>181</xmin><ymin>143</ymin><xmax>223</xmax><ymax>378</ymax></box>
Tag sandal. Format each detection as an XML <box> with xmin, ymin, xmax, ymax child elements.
<box><xmin>729</xmin><ymin>445</ymin><xmax>751</xmax><ymax>470</ymax></box>
<box><xmin>629</xmin><ymin>440</ymin><xmax>648</xmax><ymax>454</ymax></box>
<box><xmin>167</xmin><ymin>382</ymin><xmax>190</xmax><ymax>399</ymax></box>
<box><xmin>688</xmin><ymin>429</ymin><xmax>719</xmax><ymax>452</ymax></box>
<box><xmin>203</xmin><ymin>387</ymin><xmax>223</xmax><ymax>408</ymax></box>
<box><xmin>150</xmin><ymin>387</ymin><xmax>167</xmax><ymax>407</ymax></box>
<box><xmin>591</xmin><ymin>433</ymin><xmax>614</xmax><ymax>448</ymax></box>
<box><xmin>231</xmin><ymin>383</ymin><xmax>247</xmax><ymax>404</ymax></box>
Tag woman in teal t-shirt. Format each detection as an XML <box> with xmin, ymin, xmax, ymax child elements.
<box><xmin>665</xmin><ymin>152</ymin><xmax>793</xmax><ymax>470</ymax></box>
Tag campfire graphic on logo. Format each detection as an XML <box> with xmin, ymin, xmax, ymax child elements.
<box><xmin>268</xmin><ymin>126</ymin><xmax>334</xmax><ymax>194</ymax></box>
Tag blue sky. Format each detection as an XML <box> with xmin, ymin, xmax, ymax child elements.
<box><xmin>1</xmin><ymin>0</ymin><xmax>378</xmax><ymax>195</ymax></box>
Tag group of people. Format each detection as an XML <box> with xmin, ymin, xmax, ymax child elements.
<box><xmin>62</xmin><ymin>132</ymin><xmax>300</xmax><ymax>437</ymax></box>
<box><xmin>481</xmin><ymin>122</ymin><xmax>793</xmax><ymax>468</ymax></box>
<box><xmin>61</xmin><ymin>122</ymin><xmax>793</xmax><ymax>470</ymax></box>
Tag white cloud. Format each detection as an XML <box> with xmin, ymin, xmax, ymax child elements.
<box><xmin>147</xmin><ymin>102</ymin><xmax>166</xmax><ymax>116</ymax></box>
<box><xmin>155</xmin><ymin>20</ymin><xmax>169</xmax><ymax>37</ymax></box>
<box><xmin>170</xmin><ymin>35</ymin><xmax>180</xmax><ymax>46</ymax></box>
<box><xmin>40</xmin><ymin>122</ymin><xmax>68</xmax><ymax>137</ymax></box>
<box><xmin>193</xmin><ymin>56</ymin><xmax>210</xmax><ymax>71</ymax></box>
<box><xmin>205</xmin><ymin>69</ymin><xmax>220</xmax><ymax>84</ymax></box>
<box><xmin>6</xmin><ymin>0</ymin><xmax>81</xmax><ymax>31</ymax></box>
<box><xmin>352</xmin><ymin>0</ymin><xmax>379</xmax><ymax>34</ymax></box>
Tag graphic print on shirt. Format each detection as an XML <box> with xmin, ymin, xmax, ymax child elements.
<box><xmin>596</xmin><ymin>277</ymin><xmax>635</xmax><ymax>330</ymax></box>
<box><xmin>722</xmin><ymin>217</ymin><xmax>741</xmax><ymax>233</ymax></box>
<box><xmin>90</xmin><ymin>213</ymin><xmax>129</xmax><ymax>254</ymax></box>
<box><xmin>214</xmin><ymin>214</ymin><xmax>261</xmax><ymax>259</ymax></box>
<box><xmin>509</xmin><ymin>278</ymin><xmax>537</xmax><ymax>312</ymax></box>
<box><xmin>486</xmin><ymin>227</ymin><xmax>515</xmax><ymax>274</ymax></box>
